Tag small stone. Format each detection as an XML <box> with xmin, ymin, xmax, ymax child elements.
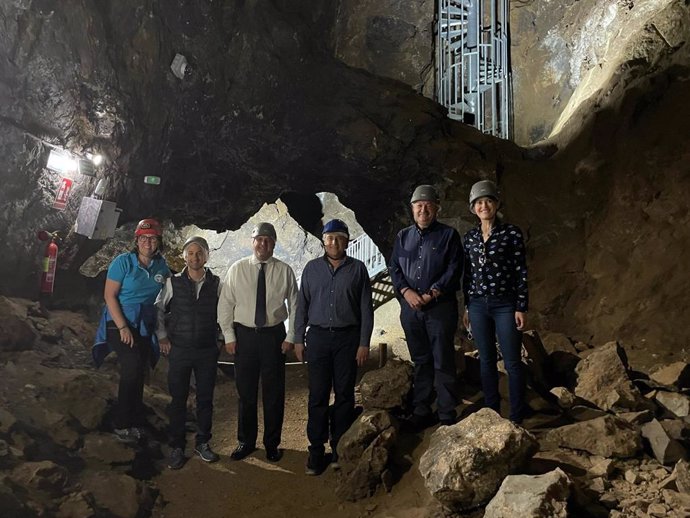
<box><xmin>600</xmin><ymin>492</ymin><xmax>618</xmax><ymax>509</ymax></box>
<box><xmin>589</xmin><ymin>477</ymin><xmax>607</xmax><ymax>493</ymax></box>
<box><xmin>647</xmin><ymin>502</ymin><xmax>668</xmax><ymax>517</ymax></box>
<box><xmin>625</xmin><ymin>469</ymin><xmax>640</xmax><ymax>484</ymax></box>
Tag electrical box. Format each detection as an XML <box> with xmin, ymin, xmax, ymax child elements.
<box><xmin>75</xmin><ymin>196</ymin><xmax>122</xmax><ymax>240</ymax></box>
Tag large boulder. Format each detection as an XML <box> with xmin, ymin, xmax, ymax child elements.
<box><xmin>484</xmin><ymin>468</ymin><xmax>571</xmax><ymax>518</ymax></box>
<box><xmin>543</xmin><ymin>415</ymin><xmax>642</xmax><ymax>458</ymax></box>
<box><xmin>335</xmin><ymin>410</ymin><xmax>397</xmax><ymax>501</ymax></box>
<box><xmin>574</xmin><ymin>341</ymin><xmax>647</xmax><ymax>411</ymax></box>
<box><xmin>419</xmin><ymin>408</ymin><xmax>538</xmax><ymax>511</ymax></box>
<box><xmin>641</xmin><ymin>419</ymin><xmax>687</xmax><ymax>465</ymax></box>
<box><xmin>358</xmin><ymin>358</ymin><xmax>412</xmax><ymax>410</ymax></box>
<box><xmin>650</xmin><ymin>362</ymin><xmax>690</xmax><ymax>389</ymax></box>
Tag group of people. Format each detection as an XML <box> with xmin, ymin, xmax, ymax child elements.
<box><xmin>93</xmin><ymin>179</ymin><xmax>529</xmax><ymax>476</ymax></box>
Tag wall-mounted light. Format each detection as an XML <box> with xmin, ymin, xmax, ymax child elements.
<box><xmin>46</xmin><ymin>149</ymin><xmax>78</xmax><ymax>174</ymax></box>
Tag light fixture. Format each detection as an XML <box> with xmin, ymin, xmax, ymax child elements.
<box><xmin>91</xmin><ymin>154</ymin><xmax>104</xmax><ymax>166</ymax></box>
<box><xmin>46</xmin><ymin>149</ymin><xmax>78</xmax><ymax>174</ymax></box>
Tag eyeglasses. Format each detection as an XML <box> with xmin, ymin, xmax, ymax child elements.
<box><xmin>137</xmin><ymin>236</ymin><xmax>159</xmax><ymax>243</ymax></box>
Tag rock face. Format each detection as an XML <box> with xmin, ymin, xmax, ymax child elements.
<box><xmin>419</xmin><ymin>408</ymin><xmax>538</xmax><ymax>511</ymax></box>
<box><xmin>358</xmin><ymin>358</ymin><xmax>413</xmax><ymax>410</ymax></box>
<box><xmin>484</xmin><ymin>468</ymin><xmax>571</xmax><ymax>518</ymax></box>
<box><xmin>335</xmin><ymin>410</ymin><xmax>397</xmax><ymax>501</ymax></box>
<box><xmin>0</xmin><ymin>296</ymin><xmax>37</xmax><ymax>351</ymax></box>
<box><xmin>574</xmin><ymin>341</ymin><xmax>647</xmax><ymax>411</ymax></box>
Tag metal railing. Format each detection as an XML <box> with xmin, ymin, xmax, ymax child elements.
<box><xmin>348</xmin><ymin>233</ymin><xmax>388</xmax><ymax>279</ymax></box>
<box><xmin>435</xmin><ymin>0</ymin><xmax>511</xmax><ymax>140</ymax></box>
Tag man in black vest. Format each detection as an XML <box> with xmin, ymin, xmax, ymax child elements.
<box><xmin>155</xmin><ymin>236</ymin><xmax>221</xmax><ymax>470</ymax></box>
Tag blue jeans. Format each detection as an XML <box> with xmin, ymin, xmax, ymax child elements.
<box><xmin>468</xmin><ymin>296</ymin><xmax>525</xmax><ymax>422</ymax></box>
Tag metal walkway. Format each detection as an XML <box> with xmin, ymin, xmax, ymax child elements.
<box><xmin>435</xmin><ymin>0</ymin><xmax>511</xmax><ymax>139</ymax></box>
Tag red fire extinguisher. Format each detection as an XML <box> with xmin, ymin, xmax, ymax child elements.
<box><xmin>37</xmin><ymin>230</ymin><xmax>60</xmax><ymax>294</ymax></box>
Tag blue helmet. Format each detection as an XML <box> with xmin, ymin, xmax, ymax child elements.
<box><xmin>322</xmin><ymin>219</ymin><xmax>349</xmax><ymax>238</ymax></box>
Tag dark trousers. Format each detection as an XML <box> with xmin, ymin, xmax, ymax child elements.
<box><xmin>234</xmin><ymin>324</ymin><xmax>286</xmax><ymax>449</ymax></box>
<box><xmin>468</xmin><ymin>296</ymin><xmax>526</xmax><ymax>422</ymax></box>
<box><xmin>167</xmin><ymin>346</ymin><xmax>219</xmax><ymax>449</ymax></box>
<box><xmin>107</xmin><ymin>323</ymin><xmax>151</xmax><ymax>429</ymax></box>
<box><xmin>400</xmin><ymin>298</ymin><xmax>459</xmax><ymax>421</ymax></box>
<box><xmin>306</xmin><ymin>326</ymin><xmax>359</xmax><ymax>454</ymax></box>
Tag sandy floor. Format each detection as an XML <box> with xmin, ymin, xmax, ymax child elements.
<box><xmin>152</xmin><ymin>302</ymin><xmax>449</xmax><ymax>518</ymax></box>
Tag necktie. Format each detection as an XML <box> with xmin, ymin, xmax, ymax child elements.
<box><xmin>255</xmin><ymin>263</ymin><xmax>267</xmax><ymax>327</ymax></box>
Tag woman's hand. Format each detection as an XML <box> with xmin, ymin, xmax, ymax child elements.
<box><xmin>120</xmin><ymin>326</ymin><xmax>134</xmax><ymax>347</ymax></box>
<box><xmin>515</xmin><ymin>311</ymin><xmax>526</xmax><ymax>331</ymax></box>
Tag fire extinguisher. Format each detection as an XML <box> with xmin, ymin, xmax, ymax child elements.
<box><xmin>37</xmin><ymin>230</ymin><xmax>60</xmax><ymax>294</ymax></box>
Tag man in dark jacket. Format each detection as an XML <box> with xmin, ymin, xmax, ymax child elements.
<box><xmin>155</xmin><ymin>236</ymin><xmax>221</xmax><ymax>469</ymax></box>
<box><xmin>390</xmin><ymin>185</ymin><xmax>463</xmax><ymax>430</ymax></box>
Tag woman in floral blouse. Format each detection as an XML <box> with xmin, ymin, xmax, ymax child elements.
<box><xmin>462</xmin><ymin>180</ymin><xmax>529</xmax><ymax>423</ymax></box>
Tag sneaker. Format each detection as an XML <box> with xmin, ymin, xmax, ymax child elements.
<box><xmin>168</xmin><ymin>447</ymin><xmax>186</xmax><ymax>470</ymax></box>
<box><xmin>305</xmin><ymin>451</ymin><xmax>326</xmax><ymax>476</ymax></box>
<box><xmin>114</xmin><ymin>427</ymin><xmax>143</xmax><ymax>443</ymax></box>
<box><xmin>195</xmin><ymin>442</ymin><xmax>220</xmax><ymax>463</ymax></box>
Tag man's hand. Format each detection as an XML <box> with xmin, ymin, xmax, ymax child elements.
<box><xmin>515</xmin><ymin>311</ymin><xmax>526</xmax><ymax>331</ymax></box>
<box><xmin>159</xmin><ymin>338</ymin><xmax>171</xmax><ymax>355</ymax></box>
<box><xmin>403</xmin><ymin>289</ymin><xmax>425</xmax><ymax>310</ymax></box>
<box><xmin>281</xmin><ymin>341</ymin><xmax>294</xmax><ymax>354</ymax></box>
<box><xmin>462</xmin><ymin>309</ymin><xmax>470</xmax><ymax>330</ymax></box>
<box><xmin>356</xmin><ymin>346</ymin><xmax>369</xmax><ymax>367</ymax></box>
<box><xmin>294</xmin><ymin>343</ymin><xmax>305</xmax><ymax>363</ymax></box>
<box><xmin>224</xmin><ymin>342</ymin><xmax>237</xmax><ymax>355</ymax></box>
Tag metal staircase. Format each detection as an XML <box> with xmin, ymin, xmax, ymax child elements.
<box><xmin>348</xmin><ymin>233</ymin><xmax>395</xmax><ymax>310</ymax></box>
<box><xmin>436</xmin><ymin>0</ymin><xmax>511</xmax><ymax>139</ymax></box>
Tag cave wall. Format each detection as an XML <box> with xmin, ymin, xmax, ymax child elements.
<box><xmin>0</xmin><ymin>0</ymin><xmax>512</xmax><ymax>296</ymax></box>
<box><xmin>2</xmin><ymin>0</ymin><xmax>690</xmax><ymax>353</ymax></box>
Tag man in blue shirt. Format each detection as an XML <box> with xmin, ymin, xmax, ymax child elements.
<box><xmin>295</xmin><ymin>219</ymin><xmax>374</xmax><ymax>476</ymax></box>
<box><xmin>389</xmin><ymin>185</ymin><xmax>463</xmax><ymax>430</ymax></box>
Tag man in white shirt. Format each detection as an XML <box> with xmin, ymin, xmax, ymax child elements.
<box><xmin>217</xmin><ymin>222</ymin><xmax>298</xmax><ymax>462</ymax></box>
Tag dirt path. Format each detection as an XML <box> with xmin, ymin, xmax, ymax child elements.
<box><xmin>151</xmin><ymin>341</ymin><xmax>442</xmax><ymax>518</ymax></box>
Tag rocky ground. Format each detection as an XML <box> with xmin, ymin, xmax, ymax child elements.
<box><xmin>3</xmin><ymin>295</ymin><xmax>690</xmax><ymax>517</ymax></box>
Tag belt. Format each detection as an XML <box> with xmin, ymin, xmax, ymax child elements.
<box><xmin>235</xmin><ymin>323</ymin><xmax>283</xmax><ymax>333</ymax></box>
<box><xmin>310</xmin><ymin>325</ymin><xmax>358</xmax><ymax>333</ymax></box>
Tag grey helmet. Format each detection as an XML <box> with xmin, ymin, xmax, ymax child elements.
<box><xmin>469</xmin><ymin>180</ymin><xmax>499</xmax><ymax>213</ymax></box>
<box><xmin>183</xmin><ymin>236</ymin><xmax>210</xmax><ymax>254</ymax></box>
<box><xmin>251</xmin><ymin>222</ymin><xmax>277</xmax><ymax>241</ymax></box>
<box><xmin>410</xmin><ymin>184</ymin><xmax>440</xmax><ymax>204</ymax></box>
<box><xmin>182</xmin><ymin>235</ymin><xmax>210</xmax><ymax>260</ymax></box>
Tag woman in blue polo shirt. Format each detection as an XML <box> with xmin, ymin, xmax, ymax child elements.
<box><xmin>462</xmin><ymin>180</ymin><xmax>529</xmax><ymax>424</ymax></box>
<box><xmin>99</xmin><ymin>218</ymin><xmax>170</xmax><ymax>442</ymax></box>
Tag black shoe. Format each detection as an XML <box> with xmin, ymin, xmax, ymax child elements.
<box><xmin>168</xmin><ymin>447</ymin><xmax>186</xmax><ymax>470</ymax></box>
<box><xmin>266</xmin><ymin>447</ymin><xmax>282</xmax><ymax>462</ymax></box>
<box><xmin>403</xmin><ymin>412</ymin><xmax>438</xmax><ymax>433</ymax></box>
<box><xmin>439</xmin><ymin>417</ymin><xmax>457</xmax><ymax>426</ymax></box>
<box><xmin>230</xmin><ymin>443</ymin><xmax>256</xmax><ymax>461</ymax></box>
<box><xmin>305</xmin><ymin>451</ymin><xmax>326</xmax><ymax>476</ymax></box>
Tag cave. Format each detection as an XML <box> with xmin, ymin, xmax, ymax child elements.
<box><xmin>2</xmin><ymin>0</ymin><xmax>690</xmax><ymax>516</ymax></box>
